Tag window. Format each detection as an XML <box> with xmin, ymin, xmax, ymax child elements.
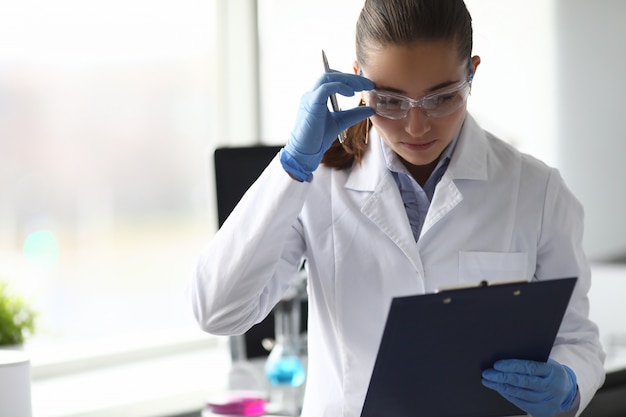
<box><xmin>0</xmin><ymin>0</ymin><xmax>217</xmax><ymax>359</ymax></box>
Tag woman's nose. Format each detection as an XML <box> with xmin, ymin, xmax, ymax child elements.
<box><xmin>404</xmin><ymin>106</ymin><xmax>431</xmax><ymax>137</ymax></box>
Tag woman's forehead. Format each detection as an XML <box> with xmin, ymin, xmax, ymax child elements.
<box><xmin>362</xmin><ymin>41</ymin><xmax>466</xmax><ymax>94</ymax></box>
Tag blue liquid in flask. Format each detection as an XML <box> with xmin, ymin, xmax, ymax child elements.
<box><xmin>265</xmin><ymin>356</ymin><xmax>306</xmax><ymax>386</ymax></box>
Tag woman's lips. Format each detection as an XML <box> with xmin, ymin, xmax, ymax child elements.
<box><xmin>402</xmin><ymin>140</ymin><xmax>436</xmax><ymax>151</ymax></box>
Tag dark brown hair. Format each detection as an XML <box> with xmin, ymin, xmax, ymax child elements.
<box><xmin>321</xmin><ymin>0</ymin><xmax>473</xmax><ymax>169</ymax></box>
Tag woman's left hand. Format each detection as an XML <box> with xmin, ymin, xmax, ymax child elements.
<box><xmin>482</xmin><ymin>358</ymin><xmax>577</xmax><ymax>417</ymax></box>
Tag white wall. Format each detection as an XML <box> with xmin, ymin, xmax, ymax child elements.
<box><xmin>555</xmin><ymin>0</ymin><xmax>626</xmax><ymax>261</ymax></box>
<box><xmin>257</xmin><ymin>0</ymin><xmax>363</xmax><ymax>145</ymax></box>
<box><xmin>464</xmin><ymin>0</ymin><xmax>557</xmax><ymax>164</ymax></box>
<box><xmin>213</xmin><ymin>0</ymin><xmax>260</xmax><ymax>147</ymax></box>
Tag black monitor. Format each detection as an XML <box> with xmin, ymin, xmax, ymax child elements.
<box><xmin>213</xmin><ymin>145</ymin><xmax>307</xmax><ymax>359</ymax></box>
<box><xmin>214</xmin><ymin>145</ymin><xmax>283</xmax><ymax>228</ymax></box>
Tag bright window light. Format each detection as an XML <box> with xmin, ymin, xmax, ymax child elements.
<box><xmin>0</xmin><ymin>0</ymin><xmax>217</xmax><ymax>357</ymax></box>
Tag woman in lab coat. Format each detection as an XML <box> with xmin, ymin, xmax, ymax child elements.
<box><xmin>191</xmin><ymin>0</ymin><xmax>605</xmax><ymax>416</ymax></box>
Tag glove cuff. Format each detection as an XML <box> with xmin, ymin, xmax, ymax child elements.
<box><xmin>279</xmin><ymin>148</ymin><xmax>313</xmax><ymax>182</ymax></box>
<box><xmin>560</xmin><ymin>365</ymin><xmax>578</xmax><ymax>411</ymax></box>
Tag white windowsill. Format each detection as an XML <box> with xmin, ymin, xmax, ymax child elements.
<box><xmin>30</xmin><ymin>332</ymin><xmax>232</xmax><ymax>417</ymax></box>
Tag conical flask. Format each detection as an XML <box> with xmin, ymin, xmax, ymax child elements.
<box><xmin>264</xmin><ymin>298</ymin><xmax>305</xmax><ymax>415</ymax></box>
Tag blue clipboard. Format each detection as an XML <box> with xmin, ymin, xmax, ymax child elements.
<box><xmin>360</xmin><ymin>277</ymin><xmax>577</xmax><ymax>417</ymax></box>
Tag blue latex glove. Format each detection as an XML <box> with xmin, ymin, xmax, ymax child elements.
<box><xmin>482</xmin><ymin>358</ymin><xmax>578</xmax><ymax>417</ymax></box>
<box><xmin>280</xmin><ymin>71</ymin><xmax>375</xmax><ymax>182</ymax></box>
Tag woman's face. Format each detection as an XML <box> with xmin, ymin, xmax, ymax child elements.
<box><xmin>358</xmin><ymin>41</ymin><xmax>480</xmax><ymax>174</ymax></box>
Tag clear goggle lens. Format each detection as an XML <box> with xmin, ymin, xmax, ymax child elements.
<box><xmin>365</xmin><ymin>80</ymin><xmax>471</xmax><ymax>120</ymax></box>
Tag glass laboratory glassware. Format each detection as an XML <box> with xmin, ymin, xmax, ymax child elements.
<box><xmin>264</xmin><ymin>297</ymin><xmax>306</xmax><ymax>416</ymax></box>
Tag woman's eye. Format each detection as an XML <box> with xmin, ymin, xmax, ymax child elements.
<box><xmin>379</xmin><ymin>97</ymin><xmax>403</xmax><ymax>108</ymax></box>
<box><xmin>427</xmin><ymin>93</ymin><xmax>457</xmax><ymax>108</ymax></box>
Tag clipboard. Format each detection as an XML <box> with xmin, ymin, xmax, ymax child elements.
<box><xmin>360</xmin><ymin>277</ymin><xmax>577</xmax><ymax>417</ymax></box>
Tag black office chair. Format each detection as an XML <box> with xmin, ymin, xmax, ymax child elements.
<box><xmin>213</xmin><ymin>145</ymin><xmax>308</xmax><ymax>361</ymax></box>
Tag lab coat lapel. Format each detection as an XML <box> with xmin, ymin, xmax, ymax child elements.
<box><xmin>345</xmin><ymin>130</ymin><xmax>422</xmax><ymax>270</ymax></box>
<box><xmin>419</xmin><ymin>114</ymin><xmax>489</xmax><ymax>239</ymax></box>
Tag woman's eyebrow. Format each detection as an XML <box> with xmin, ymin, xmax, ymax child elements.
<box><xmin>425</xmin><ymin>79</ymin><xmax>460</xmax><ymax>93</ymax></box>
<box><xmin>374</xmin><ymin>79</ymin><xmax>460</xmax><ymax>95</ymax></box>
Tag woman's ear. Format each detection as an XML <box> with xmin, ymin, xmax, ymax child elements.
<box><xmin>471</xmin><ymin>55</ymin><xmax>481</xmax><ymax>75</ymax></box>
<box><xmin>353</xmin><ymin>60</ymin><xmax>360</xmax><ymax>75</ymax></box>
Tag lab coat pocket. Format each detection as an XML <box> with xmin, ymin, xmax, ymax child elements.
<box><xmin>458</xmin><ymin>251</ymin><xmax>529</xmax><ymax>285</ymax></box>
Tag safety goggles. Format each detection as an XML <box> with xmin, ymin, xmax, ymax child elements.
<box><xmin>364</xmin><ymin>74</ymin><xmax>473</xmax><ymax>120</ymax></box>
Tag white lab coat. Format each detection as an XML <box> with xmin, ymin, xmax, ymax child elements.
<box><xmin>191</xmin><ymin>114</ymin><xmax>605</xmax><ymax>417</ymax></box>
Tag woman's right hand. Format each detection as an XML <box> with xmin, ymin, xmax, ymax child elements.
<box><xmin>280</xmin><ymin>71</ymin><xmax>374</xmax><ymax>182</ymax></box>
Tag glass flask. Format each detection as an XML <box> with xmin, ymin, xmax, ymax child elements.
<box><xmin>264</xmin><ymin>297</ymin><xmax>306</xmax><ymax>416</ymax></box>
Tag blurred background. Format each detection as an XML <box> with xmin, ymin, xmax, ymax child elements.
<box><xmin>0</xmin><ymin>0</ymin><xmax>624</xmax><ymax>416</ymax></box>
<box><xmin>0</xmin><ymin>0</ymin><xmax>216</xmax><ymax>351</ymax></box>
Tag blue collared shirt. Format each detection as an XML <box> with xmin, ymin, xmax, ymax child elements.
<box><xmin>381</xmin><ymin>131</ymin><xmax>461</xmax><ymax>241</ymax></box>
